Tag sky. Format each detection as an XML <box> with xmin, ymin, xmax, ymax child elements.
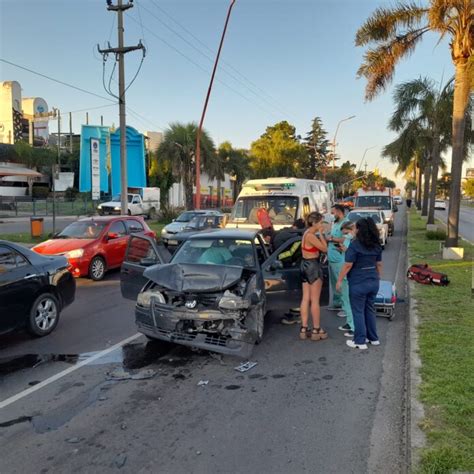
<box><xmin>0</xmin><ymin>0</ymin><xmax>466</xmax><ymax>188</ymax></box>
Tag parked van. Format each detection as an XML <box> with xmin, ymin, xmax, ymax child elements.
<box><xmin>226</xmin><ymin>178</ymin><xmax>333</xmax><ymax>230</ymax></box>
<box><xmin>354</xmin><ymin>187</ymin><xmax>396</xmax><ymax>235</ymax></box>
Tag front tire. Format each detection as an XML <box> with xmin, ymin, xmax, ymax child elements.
<box><xmin>27</xmin><ymin>293</ymin><xmax>60</xmax><ymax>337</ymax></box>
<box><xmin>89</xmin><ymin>256</ymin><xmax>106</xmax><ymax>281</ymax></box>
<box><xmin>246</xmin><ymin>307</ymin><xmax>264</xmax><ymax>344</ymax></box>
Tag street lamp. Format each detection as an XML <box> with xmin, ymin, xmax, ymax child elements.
<box><xmin>358</xmin><ymin>145</ymin><xmax>377</xmax><ymax>172</ymax></box>
<box><xmin>332</xmin><ymin>115</ymin><xmax>355</xmax><ymax>169</ymax></box>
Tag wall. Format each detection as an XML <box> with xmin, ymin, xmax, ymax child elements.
<box><xmin>0</xmin><ymin>81</ymin><xmax>22</xmax><ymax>144</ymax></box>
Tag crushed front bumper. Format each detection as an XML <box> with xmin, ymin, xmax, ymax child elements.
<box><xmin>135</xmin><ymin>304</ymin><xmax>254</xmax><ymax>358</ymax></box>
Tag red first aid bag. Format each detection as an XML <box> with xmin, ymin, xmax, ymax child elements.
<box><xmin>407</xmin><ymin>263</ymin><xmax>450</xmax><ymax>286</ymax></box>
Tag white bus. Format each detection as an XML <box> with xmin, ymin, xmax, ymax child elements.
<box><xmin>226</xmin><ymin>177</ymin><xmax>333</xmax><ymax>230</ymax></box>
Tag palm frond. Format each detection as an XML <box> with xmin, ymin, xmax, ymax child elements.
<box><xmin>355</xmin><ymin>1</ymin><xmax>428</xmax><ymax>46</ymax></box>
<box><xmin>357</xmin><ymin>27</ymin><xmax>429</xmax><ymax>100</ymax></box>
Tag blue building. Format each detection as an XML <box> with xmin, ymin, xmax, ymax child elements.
<box><xmin>79</xmin><ymin>125</ymin><xmax>146</xmax><ymax>196</ymax></box>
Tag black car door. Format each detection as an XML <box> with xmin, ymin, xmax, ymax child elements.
<box><xmin>262</xmin><ymin>237</ymin><xmax>330</xmax><ymax>312</ymax></box>
<box><xmin>0</xmin><ymin>245</ymin><xmax>44</xmax><ymax>333</ymax></box>
<box><xmin>120</xmin><ymin>235</ymin><xmax>170</xmax><ymax>300</ymax></box>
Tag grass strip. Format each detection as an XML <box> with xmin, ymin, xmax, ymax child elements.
<box><xmin>408</xmin><ymin>210</ymin><xmax>474</xmax><ymax>473</ymax></box>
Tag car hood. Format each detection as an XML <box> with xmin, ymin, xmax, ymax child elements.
<box><xmin>33</xmin><ymin>238</ymin><xmax>95</xmax><ymax>255</ymax></box>
<box><xmin>100</xmin><ymin>201</ymin><xmax>120</xmax><ymax>207</ymax></box>
<box><xmin>144</xmin><ymin>263</ymin><xmax>245</xmax><ymax>293</ymax></box>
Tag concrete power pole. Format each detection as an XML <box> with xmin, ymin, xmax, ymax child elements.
<box><xmin>98</xmin><ymin>0</ymin><xmax>145</xmax><ymax>215</ymax></box>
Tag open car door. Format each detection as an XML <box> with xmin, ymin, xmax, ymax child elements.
<box><xmin>120</xmin><ymin>234</ymin><xmax>171</xmax><ymax>300</ymax></box>
<box><xmin>262</xmin><ymin>237</ymin><xmax>329</xmax><ymax>312</ymax></box>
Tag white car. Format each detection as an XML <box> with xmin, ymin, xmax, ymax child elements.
<box><xmin>161</xmin><ymin>210</ymin><xmax>222</xmax><ymax>240</ymax></box>
<box><xmin>347</xmin><ymin>209</ymin><xmax>389</xmax><ymax>249</ymax></box>
<box><xmin>434</xmin><ymin>200</ymin><xmax>447</xmax><ymax>210</ymax></box>
<box><xmin>393</xmin><ymin>196</ymin><xmax>403</xmax><ymax>205</ymax></box>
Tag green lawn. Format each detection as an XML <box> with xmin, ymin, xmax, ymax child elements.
<box><xmin>148</xmin><ymin>221</ymin><xmax>165</xmax><ymax>238</ymax></box>
<box><xmin>408</xmin><ymin>211</ymin><xmax>474</xmax><ymax>473</ymax></box>
<box><xmin>0</xmin><ymin>233</ymin><xmax>46</xmax><ymax>244</ymax></box>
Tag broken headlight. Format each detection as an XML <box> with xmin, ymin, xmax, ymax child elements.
<box><xmin>218</xmin><ymin>290</ymin><xmax>250</xmax><ymax>310</ymax></box>
<box><xmin>137</xmin><ymin>289</ymin><xmax>166</xmax><ymax>308</ymax></box>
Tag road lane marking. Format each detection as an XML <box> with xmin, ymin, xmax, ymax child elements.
<box><xmin>0</xmin><ymin>333</ymin><xmax>142</xmax><ymax>410</ymax></box>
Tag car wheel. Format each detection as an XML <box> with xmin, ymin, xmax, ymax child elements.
<box><xmin>89</xmin><ymin>256</ymin><xmax>106</xmax><ymax>281</ymax></box>
<box><xmin>27</xmin><ymin>293</ymin><xmax>60</xmax><ymax>337</ymax></box>
<box><xmin>246</xmin><ymin>307</ymin><xmax>264</xmax><ymax>344</ymax></box>
<box><xmin>127</xmin><ymin>210</ymin><xmax>132</xmax><ymax>216</ymax></box>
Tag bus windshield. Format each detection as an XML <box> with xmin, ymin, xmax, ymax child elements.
<box><xmin>230</xmin><ymin>196</ymin><xmax>298</xmax><ymax>225</ymax></box>
<box><xmin>355</xmin><ymin>196</ymin><xmax>391</xmax><ymax>210</ymax></box>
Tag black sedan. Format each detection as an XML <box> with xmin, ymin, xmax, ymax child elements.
<box><xmin>0</xmin><ymin>241</ymin><xmax>76</xmax><ymax>337</ymax></box>
<box><xmin>120</xmin><ymin>229</ymin><xmax>329</xmax><ymax>357</ymax></box>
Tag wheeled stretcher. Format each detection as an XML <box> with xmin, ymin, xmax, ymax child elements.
<box><xmin>374</xmin><ymin>280</ymin><xmax>397</xmax><ymax>320</ymax></box>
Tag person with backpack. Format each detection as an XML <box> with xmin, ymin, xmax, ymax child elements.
<box><xmin>336</xmin><ymin>217</ymin><xmax>382</xmax><ymax>350</ymax></box>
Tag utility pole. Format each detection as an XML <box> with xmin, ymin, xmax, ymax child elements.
<box><xmin>98</xmin><ymin>0</ymin><xmax>145</xmax><ymax>215</ymax></box>
<box><xmin>69</xmin><ymin>112</ymin><xmax>73</xmax><ymax>154</ymax></box>
<box><xmin>364</xmin><ymin>162</ymin><xmax>368</xmax><ymax>175</ymax></box>
<box><xmin>195</xmin><ymin>0</ymin><xmax>236</xmax><ymax>209</ymax></box>
<box><xmin>53</xmin><ymin>109</ymin><xmax>61</xmax><ymax>235</ymax></box>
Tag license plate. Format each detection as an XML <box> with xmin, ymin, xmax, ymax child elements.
<box><xmin>168</xmin><ymin>240</ymin><xmax>178</xmax><ymax>245</ymax></box>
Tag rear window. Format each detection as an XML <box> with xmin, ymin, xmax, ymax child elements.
<box><xmin>125</xmin><ymin>219</ymin><xmax>145</xmax><ymax>233</ymax></box>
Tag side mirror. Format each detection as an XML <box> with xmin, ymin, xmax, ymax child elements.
<box><xmin>107</xmin><ymin>231</ymin><xmax>119</xmax><ymax>240</ymax></box>
<box><xmin>269</xmin><ymin>260</ymin><xmax>284</xmax><ymax>271</ymax></box>
<box><xmin>140</xmin><ymin>257</ymin><xmax>157</xmax><ymax>266</ymax></box>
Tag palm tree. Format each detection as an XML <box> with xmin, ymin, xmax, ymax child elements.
<box><xmin>157</xmin><ymin>122</ymin><xmax>217</xmax><ymax>210</ymax></box>
<box><xmin>388</xmin><ymin>77</ymin><xmax>453</xmax><ymax>223</ymax></box>
<box><xmin>356</xmin><ymin>1</ymin><xmax>473</xmax><ymax>247</ymax></box>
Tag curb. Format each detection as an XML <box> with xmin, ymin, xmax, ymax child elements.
<box><xmin>407</xmin><ymin>213</ymin><xmax>426</xmax><ymax>470</ymax></box>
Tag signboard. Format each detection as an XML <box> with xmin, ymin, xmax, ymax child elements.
<box><xmin>90</xmin><ymin>138</ymin><xmax>100</xmax><ymax>200</ymax></box>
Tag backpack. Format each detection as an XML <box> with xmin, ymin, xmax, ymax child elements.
<box><xmin>407</xmin><ymin>263</ymin><xmax>450</xmax><ymax>286</ymax></box>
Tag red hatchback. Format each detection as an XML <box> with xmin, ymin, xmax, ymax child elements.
<box><xmin>32</xmin><ymin>216</ymin><xmax>155</xmax><ymax>281</ymax></box>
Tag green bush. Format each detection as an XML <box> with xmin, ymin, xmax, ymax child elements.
<box><xmin>426</xmin><ymin>230</ymin><xmax>447</xmax><ymax>240</ymax></box>
<box><xmin>32</xmin><ymin>186</ymin><xmax>50</xmax><ymax>198</ymax></box>
<box><xmin>158</xmin><ymin>206</ymin><xmax>182</xmax><ymax>224</ymax></box>
<box><xmin>64</xmin><ymin>187</ymin><xmax>79</xmax><ymax>199</ymax></box>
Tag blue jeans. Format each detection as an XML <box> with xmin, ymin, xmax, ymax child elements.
<box><xmin>349</xmin><ymin>278</ymin><xmax>379</xmax><ymax>345</ymax></box>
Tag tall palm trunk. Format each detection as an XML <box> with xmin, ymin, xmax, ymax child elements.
<box><xmin>421</xmin><ymin>158</ymin><xmax>431</xmax><ymax>216</ymax></box>
<box><xmin>446</xmin><ymin>60</ymin><xmax>470</xmax><ymax>247</ymax></box>
<box><xmin>427</xmin><ymin>137</ymin><xmax>440</xmax><ymax>225</ymax></box>
<box><xmin>415</xmin><ymin>162</ymin><xmax>422</xmax><ymax>209</ymax></box>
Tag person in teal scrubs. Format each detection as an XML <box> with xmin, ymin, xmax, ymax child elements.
<box><xmin>327</xmin><ymin>205</ymin><xmax>354</xmax><ymax>335</ymax></box>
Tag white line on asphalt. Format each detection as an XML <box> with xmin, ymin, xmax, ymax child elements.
<box><xmin>0</xmin><ymin>333</ymin><xmax>142</xmax><ymax>410</ymax></box>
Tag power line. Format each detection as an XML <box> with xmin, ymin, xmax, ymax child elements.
<box><xmin>138</xmin><ymin>1</ymin><xmax>289</xmax><ymax>118</ymax></box>
<box><xmin>126</xmin><ymin>14</ymin><xmax>280</xmax><ymax>120</ymax></box>
<box><xmin>126</xmin><ymin>106</ymin><xmax>165</xmax><ymax>131</ymax></box>
<box><xmin>0</xmin><ymin>58</ymin><xmax>116</xmax><ymax>103</ymax></box>
<box><xmin>149</xmin><ymin>0</ymin><xmax>293</xmax><ymax>117</ymax></box>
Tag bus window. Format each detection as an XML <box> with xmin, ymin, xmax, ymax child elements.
<box><xmin>302</xmin><ymin>197</ymin><xmax>311</xmax><ymax>217</ymax></box>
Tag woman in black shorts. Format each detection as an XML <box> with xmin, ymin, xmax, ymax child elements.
<box><xmin>299</xmin><ymin>212</ymin><xmax>328</xmax><ymax>341</ymax></box>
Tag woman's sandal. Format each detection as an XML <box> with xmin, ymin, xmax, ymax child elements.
<box><xmin>299</xmin><ymin>326</ymin><xmax>309</xmax><ymax>340</ymax></box>
<box><xmin>311</xmin><ymin>327</ymin><xmax>328</xmax><ymax>341</ymax></box>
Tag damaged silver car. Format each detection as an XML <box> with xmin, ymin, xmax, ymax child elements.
<box><xmin>120</xmin><ymin>230</ymin><xmax>329</xmax><ymax>357</ymax></box>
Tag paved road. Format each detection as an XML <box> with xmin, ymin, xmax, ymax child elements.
<box><xmin>0</xmin><ymin>208</ymin><xmax>409</xmax><ymax>474</ymax></box>
<box><xmin>435</xmin><ymin>205</ymin><xmax>474</xmax><ymax>243</ymax></box>
<box><xmin>0</xmin><ymin>216</ymin><xmax>81</xmax><ymax>235</ymax></box>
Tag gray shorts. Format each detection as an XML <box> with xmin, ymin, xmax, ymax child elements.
<box><xmin>300</xmin><ymin>258</ymin><xmax>323</xmax><ymax>284</ymax></box>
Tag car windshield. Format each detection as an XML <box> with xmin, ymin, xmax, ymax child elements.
<box><xmin>172</xmin><ymin>238</ymin><xmax>255</xmax><ymax>268</ymax></box>
<box><xmin>186</xmin><ymin>216</ymin><xmax>206</xmax><ymax>229</ymax></box>
<box><xmin>230</xmin><ymin>196</ymin><xmax>298</xmax><ymax>225</ymax></box>
<box><xmin>176</xmin><ymin>211</ymin><xmax>199</xmax><ymax>223</ymax></box>
<box><xmin>112</xmin><ymin>194</ymin><xmax>134</xmax><ymax>203</ymax></box>
<box><xmin>355</xmin><ymin>196</ymin><xmax>391</xmax><ymax>210</ymax></box>
<box><xmin>347</xmin><ymin>212</ymin><xmax>382</xmax><ymax>224</ymax></box>
<box><xmin>56</xmin><ymin>221</ymin><xmax>107</xmax><ymax>239</ymax></box>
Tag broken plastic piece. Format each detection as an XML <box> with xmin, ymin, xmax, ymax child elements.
<box><xmin>234</xmin><ymin>361</ymin><xmax>257</xmax><ymax>373</ymax></box>
<box><xmin>197</xmin><ymin>380</ymin><xmax>209</xmax><ymax>386</ymax></box>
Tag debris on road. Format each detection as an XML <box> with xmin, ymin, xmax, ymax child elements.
<box><xmin>115</xmin><ymin>453</ymin><xmax>127</xmax><ymax>468</ymax></box>
<box><xmin>120</xmin><ymin>422</ymin><xmax>127</xmax><ymax>430</ymax></box>
<box><xmin>197</xmin><ymin>380</ymin><xmax>209</xmax><ymax>386</ymax></box>
<box><xmin>106</xmin><ymin>368</ymin><xmax>156</xmax><ymax>381</ymax></box>
<box><xmin>65</xmin><ymin>437</ymin><xmax>81</xmax><ymax>444</ymax></box>
<box><xmin>234</xmin><ymin>361</ymin><xmax>258</xmax><ymax>373</ymax></box>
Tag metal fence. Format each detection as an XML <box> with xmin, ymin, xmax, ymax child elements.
<box><xmin>0</xmin><ymin>195</ymin><xmax>108</xmax><ymax>218</ymax></box>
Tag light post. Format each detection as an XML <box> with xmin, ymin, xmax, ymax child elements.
<box><xmin>332</xmin><ymin>115</ymin><xmax>355</xmax><ymax>169</ymax></box>
<box><xmin>358</xmin><ymin>145</ymin><xmax>377</xmax><ymax>172</ymax></box>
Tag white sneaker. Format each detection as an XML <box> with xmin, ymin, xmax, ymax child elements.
<box><xmin>337</xmin><ymin>311</ymin><xmax>346</xmax><ymax>318</ymax></box>
<box><xmin>346</xmin><ymin>340</ymin><xmax>368</xmax><ymax>350</ymax></box>
<box><xmin>365</xmin><ymin>339</ymin><xmax>381</xmax><ymax>346</ymax></box>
